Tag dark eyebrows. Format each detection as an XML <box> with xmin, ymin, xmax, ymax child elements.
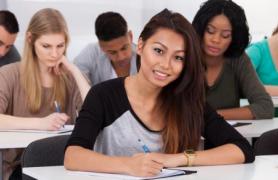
<box><xmin>153</xmin><ymin>42</ymin><xmax>185</xmax><ymax>53</ymax></box>
<box><xmin>207</xmin><ymin>24</ymin><xmax>232</xmax><ymax>32</ymax></box>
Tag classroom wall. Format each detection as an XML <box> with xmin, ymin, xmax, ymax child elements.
<box><xmin>5</xmin><ymin>0</ymin><xmax>278</xmax><ymax>60</ymax></box>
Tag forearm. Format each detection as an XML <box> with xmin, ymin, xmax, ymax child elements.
<box><xmin>194</xmin><ymin>144</ymin><xmax>245</xmax><ymax>165</ymax></box>
<box><xmin>64</xmin><ymin>146</ymin><xmax>129</xmax><ymax>174</ymax></box>
<box><xmin>265</xmin><ymin>85</ymin><xmax>278</xmax><ymax>96</ymax></box>
<box><xmin>66</xmin><ymin>63</ymin><xmax>90</xmax><ymax>101</ymax></box>
<box><xmin>151</xmin><ymin>143</ymin><xmax>245</xmax><ymax>167</ymax></box>
<box><xmin>217</xmin><ymin>107</ymin><xmax>254</xmax><ymax>120</ymax></box>
<box><xmin>0</xmin><ymin>114</ymin><xmax>40</xmax><ymax>130</ymax></box>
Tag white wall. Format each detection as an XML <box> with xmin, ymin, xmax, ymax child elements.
<box><xmin>6</xmin><ymin>0</ymin><xmax>278</xmax><ymax>60</ymax></box>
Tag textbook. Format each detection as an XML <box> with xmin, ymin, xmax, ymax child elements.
<box><xmin>0</xmin><ymin>125</ymin><xmax>74</xmax><ymax>134</ymax></box>
<box><xmin>69</xmin><ymin>168</ymin><xmax>196</xmax><ymax>179</ymax></box>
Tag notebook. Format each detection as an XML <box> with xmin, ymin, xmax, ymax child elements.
<box><xmin>69</xmin><ymin>168</ymin><xmax>195</xmax><ymax>179</ymax></box>
<box><xmin>0</xmin><ymin>125</ymin><xmax>74</xmax><ymax>134</ymax></box>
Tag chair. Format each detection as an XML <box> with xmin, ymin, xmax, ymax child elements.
<box><xmin>21</xmin><ymin>135</ymin><xmax>70</xmax><ymax>180</ymax></box>
<box><xmin>254</xmin><ymin>129</ymin><xmax>278</xmax><ymax>155</ymax></box>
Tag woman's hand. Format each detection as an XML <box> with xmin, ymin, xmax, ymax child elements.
<box><xmin>38</xmin><ymin>112</ymin><xmax>69</xmax><ymax>130</ymax></box>
<box><xmin>124</xmin><ymin>153</ymin><xmax>164</xmax><ymax>177</ymax></box>
<box><xmin>54</xmin><ymin>55</ymin><xmax>74</xmax><ymax>75</ymax></box>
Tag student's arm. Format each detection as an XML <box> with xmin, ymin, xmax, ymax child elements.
<box><xmin>55</xmin><ymin>56</ymin><xmax>90</xmax><ymax>101</ymax></box>
<box><xmin>264</xmin><ymin>85</ymin><xmax>278</xmax><ymax>96</ymax></box>
<box><xmin>217</xmin><ymin>107</ymin><xmax>253</xmax><ymax>120</ymax></box>
<box><xmin>144</xmin><ymin>104</ymin><xmax>252</xmax><ymax>167</ymax></box>
<box><xmin>236</xmin><ymin>54</ymin><xmax>274</xmax><ymax>119</ymax></box>
<box><xmin>203</xmin><ymin>104</ymin><xmax>254</xmax><ymax>163</ymax></box>
<box><xmin>64</xmin><ymin>87</ymin><xmax>163</xmax><ymax>176</ymax></box>
<box><xmin>0</xmin><ymin>113</ymin><xmax>68</xmax><ymax>130</ymax></box>
<box><xmin>65</xmin><ymin>146</ymin><xmax>163</xmax><ymax>177</ymax></box>
<box><xmin>138</xmin><ymin>143</ymin><xmax>244</xmax><ymax>168</ymax></box>
<box><xmin>0</xmin><ymin>64</ymin><xmax>68</xmax><ymax>130</ymax></box>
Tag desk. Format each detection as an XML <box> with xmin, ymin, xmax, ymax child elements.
<box><xmin>23</xmin><ymin>155</ymin><xmax>278</xmax><ymax>180</ymax></box>
<box><xmin>0</xmin><ymin>126</ymin><xmax>72</xmax><ymax>180</ymax></box>
<box><xmin>240</xmin><ymin>97</ymin><xmax>278</xmax><ymax>107</ymax></box>
<box><xmin>231</xmin><ymin>118</ymin><xmax>278</xmax><ymax>138</ymax></box>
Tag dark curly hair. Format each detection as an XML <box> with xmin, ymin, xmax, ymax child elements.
<box><xmin>192</xmin><ymin>0</ymin><xmax>250</xmax><ymax>58</ymax></box>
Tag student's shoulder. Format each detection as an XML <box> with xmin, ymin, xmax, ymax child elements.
<box><xmin>89</xmin><ymin>77</ymin><xmax>125</xmax><ymax>95</ymax></box>
<box><xmin>0</xmin><ymin>62</ymin><xmax>20</xmax><ymax>75</ymax></box>
<box><xmin>227</xmin><ymin>52</ymin><xmax>252</xmax><ymax>69</ymax></box>
<box><xmin>81</xmin><ymin>42</ymin><xmax>101</xmax><ymax>53</ymax></box>
<box><xmin>94</xmin><ymin>77</ymin><xmax>124</xmax><ymax>90</ymax></box>
<box><xmin>74</xmin><ymin>42</ymin><xmax>102</xmax><ymax>61</ymax></box>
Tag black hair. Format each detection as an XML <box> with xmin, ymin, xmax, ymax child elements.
<box><xmin>0</xmin><ymin>10</ymin><xmax>19</xmax><ymax>34</ymax></box>
<box><xmin>192</xmin><ymin>0</ymin><xmax>250</xmax><ymax>58</ymax></box>
<box><xmin>95</xmin><ymin>11</ymin><xmax>128</xmax><ymax>41</ymax></box>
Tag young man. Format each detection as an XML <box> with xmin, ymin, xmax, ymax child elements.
<box><xmin>74</xmin><ymin>11</ymin><xmax>137</xmax><ymax>86</ymax></box>
<box><xmin>0</xmin><ymin>10</ymin><xmax>20</xmax><ymax>67</ymax></box>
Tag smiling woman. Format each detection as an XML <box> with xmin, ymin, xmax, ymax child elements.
<box><xmin>64</xmin><ymin>8</ymin><xmax>254</xmax><ymax>178</ymax></box>
<box><xmin>0</xmin><ymin>8</ymin><xmax>82</xmax><ymax>179</ymax></box>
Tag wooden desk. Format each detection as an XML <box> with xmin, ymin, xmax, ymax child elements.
<box><xmin>23</xmin><ymin>155</ymin><xmax>278</xmax><ymax>180</ymax></box>
<box><xmin>0</xmin><ymin>126</ymin><xmax>72</xmax><ymax>180</ymax></box>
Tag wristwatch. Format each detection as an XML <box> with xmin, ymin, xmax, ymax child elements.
<box><xmin>184</xmin><ymin>149</ymin><xmax>196</xmax><ymax>166</ymax></box>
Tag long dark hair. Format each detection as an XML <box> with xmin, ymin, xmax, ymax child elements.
<box><xmin>192</xmin><ymin>0</ymin><xmax>250</xmax><ymax>58</ymax></box>
<box><xmin>138</xmin><ymin>9</ymin><xmax>205</xmax><ymax>153</ymax></box>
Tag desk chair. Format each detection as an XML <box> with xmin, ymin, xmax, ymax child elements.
<box><xmin>21</xmin><ymin>135</ymin><xmax>70</xmax><ymax>180</ymax></box>
<box><xmin>254</xmin><ymin>129</ymin><xmax>278</xmax><ymax>155</ymax></box>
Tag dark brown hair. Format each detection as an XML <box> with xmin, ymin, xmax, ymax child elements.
<box><xmin>138</xmin><ymin>9</ymin><xmax>205</xmax><ymax>153</ymax></box>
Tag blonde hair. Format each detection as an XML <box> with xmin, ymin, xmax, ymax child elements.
<box><xmin>20</xmin><ymin>8</ymin><xmax>70</xmax><ymax>113</ymax></box>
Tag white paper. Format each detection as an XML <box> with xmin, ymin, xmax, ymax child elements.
<box><xmin>0</xmin><ymin>125</ymin><xmax>74</xmax><ymax>134</ymax></box>
<box><xmin>69</xmin><ymin>168</ymin><xmax>186</xmax><ymax>179</ymax></box>
<box><xmin>227</xmin><ymin>121</ymin><xmax>237</xmax><ymax>126</ymax></box>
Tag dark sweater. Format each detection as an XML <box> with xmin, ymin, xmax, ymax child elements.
<box><xmin>207</xmin><ymin>53</ymin><xmax>273</xmax><ymax>119</ymax></box>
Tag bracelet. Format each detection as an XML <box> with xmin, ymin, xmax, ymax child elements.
<box><xmin>183</xmin><ymin>149</ymin><xmax>196</xmax><ymax>166</ymax></box>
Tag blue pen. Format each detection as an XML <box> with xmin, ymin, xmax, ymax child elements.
<box><xmin>54</xmin><ymin>100</ymin><xmax>64</xmax><ymax>128</ymax></box>
<box><xmin>54</xmin><ymin>100</ymin><xmax>61</xmax><ymax>113</ymax></box>
<box><xmin>138</xmin><ymin>139</ymin><xmax>150</xmax><ymax>153</ymax></box>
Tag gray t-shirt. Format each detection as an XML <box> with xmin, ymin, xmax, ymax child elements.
<box><xmin>74</xmin><ymin>42</ymin><xmax>137</xmax><ymax>86</ymax></box>
<box><xmin>0</xmin><ymin>45</ymin><xmax>20</xmax><ymax>67</ymax></box>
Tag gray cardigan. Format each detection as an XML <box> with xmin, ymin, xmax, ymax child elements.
<box><xmin>207</xmin><ymin>53</ymin><xmax>274</xmax><ymax>119</ymax></box>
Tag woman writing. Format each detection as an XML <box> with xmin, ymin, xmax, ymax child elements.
<box><xmin>64</xmin><ymin>9</ymin><xmax>254</xmax><ymax>177</ymax></box>
<box><xmin>0</xmin><ymin>8</ymin><xmax>82</xmax><ymax>179</ymax></box>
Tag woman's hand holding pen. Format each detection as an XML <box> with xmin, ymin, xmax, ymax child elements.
<box><xmin>38</xmin><ymin>112</ymin><xmax>69</xmax><ymax>131</ymax></box>
<box><xmin>124</xmin><ymin>153</ymin><xmax>163</xmax><ymax>177</ymax></box>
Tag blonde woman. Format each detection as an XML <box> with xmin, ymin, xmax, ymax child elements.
<box><xmin>0</xmin><ymin>8</ymin><xmax>82</xmax><ymax>179</ymax></box>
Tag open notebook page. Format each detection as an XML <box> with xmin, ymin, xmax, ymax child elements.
<box><xmin>0</xmin><ymin>125</ymin><xmax>74</xmax><ymax>134</ymax></box>
<box><xmin>68</xmin><ymin>168</ymin><xmax>188</xmax><ymax>179</ymax></box>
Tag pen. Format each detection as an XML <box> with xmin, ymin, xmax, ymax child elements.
<box><xmin>54</xmin><ymin>100</ymin><xmax>61</xmax><ymax>113</ymax></box>
<box><xmin>54</xmin><ymin>100</ymin><xmax>64</xmax><ymax>128</ymax></box>
<box><xmin>138</xmin><ymin>139</ymin><xmax>150</xmax><ymax>153</ymax></box>
<box><xmin>166</xmin><ymin>168</ymin><xmax>197</xmax><ymax>175</ymax></box>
